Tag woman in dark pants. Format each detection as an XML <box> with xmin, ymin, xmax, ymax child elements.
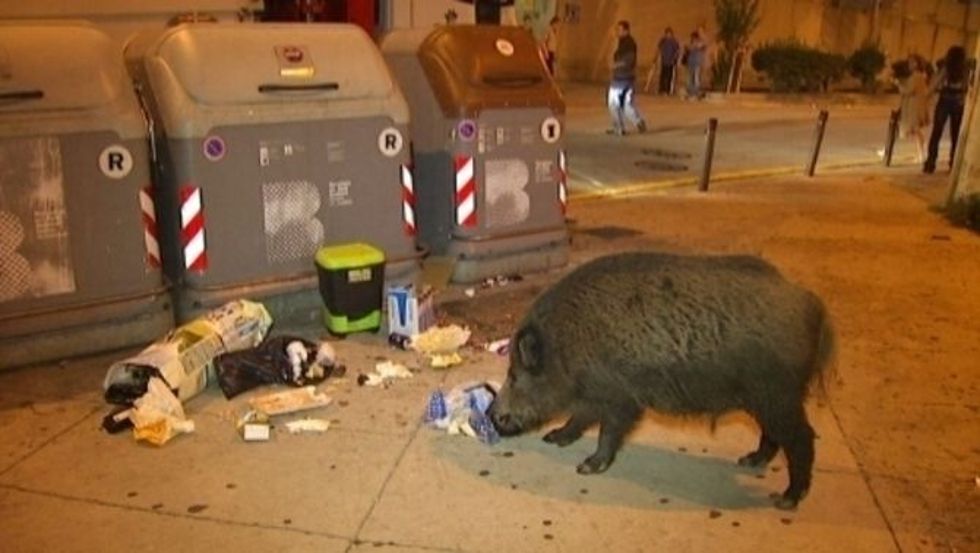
<box><xmin>923</xmin><ymin>46</ymin><xmax>969</xmax><ymax>174</ymax></box>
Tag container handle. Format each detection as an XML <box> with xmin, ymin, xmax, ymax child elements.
<box><xmin>258</xmin><ymin>82</ymin><xmax>339</xmax><ymax>93</ymax></box>
<box><xmin>482</xmin><ymin>76</ymin><xmax>543</xmax><ymax>88</ymax></box>
<box><xmin>0</xmin><ymin>89</ymin><xmax>44</xmax><ymax>102</ymax></box>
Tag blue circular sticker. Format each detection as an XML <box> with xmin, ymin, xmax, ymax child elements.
<box><xmin>203</xmin><ymin>135</ymin><xmax>226</xmax><ymax>162</ymax></box>
<box><xmin>457</xmin><ymin>120</ymin><xmax>477</xmax><ymax>142</ymax></box>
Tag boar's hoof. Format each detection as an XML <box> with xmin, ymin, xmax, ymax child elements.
<box><xmin>543</xmin><ymin>428</ymin><xmax>581</xmax><ymax>447</ymax></box>
<box><xmin>576</xmin><ymin>455</ymin><xmax>612</xmax><ymax>475</ymax></box>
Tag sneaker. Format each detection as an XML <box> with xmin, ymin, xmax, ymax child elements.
<box><xmin>636</xmin><ymin>121</ymin><xmax>647</xmax><ymax>134</ymax></box>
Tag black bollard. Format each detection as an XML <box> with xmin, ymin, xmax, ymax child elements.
<box><xmin>699</xmin><ymin>118</ymin><xmax>719</xmax><ymax>192</ymax></box>
<box><xmin>883</xmin><ymin>109</ymin><xmax>900</xmax><ymax>167</ymax></box>
<box><xmin>805</xmin><ymin>110</ymin><xmax>829</xmax><ymax>177</ymax></box>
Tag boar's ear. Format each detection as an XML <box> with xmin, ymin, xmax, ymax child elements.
<box><xmin>516</xmin><ymin>325</ymin><xmax>544</xmax><ymax>374</ymax></box>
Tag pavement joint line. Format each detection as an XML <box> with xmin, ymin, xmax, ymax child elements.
<box><xmin>0</xmin><ymin>404</ymin><xmax>102</xmax><ymax>479</ymax></box>
<box><xmin>344</xmin><ymin>369</ymin><xmax>453</xmax><ymax>553</ymax></box>
<box><xmin>824</xmin><ymin>396</ymin><xmax>905</xmax><ymax>553</ymax></box>
<box><xmin>0</xmin><ymin>482</ymin><xmax>352</xmax><ymax>541</ymax></box>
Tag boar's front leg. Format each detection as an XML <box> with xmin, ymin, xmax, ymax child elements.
<box><xmin>543</xmin><ymin>407</ymin><xmax>599</xmax><ymax>447</ymax></box>
<box><xmin>577</xmin><ymin>405</ymin><xmax>641</xmax><ymax>475</ymax></box>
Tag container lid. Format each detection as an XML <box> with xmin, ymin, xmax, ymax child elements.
<box><xmin>148</xmin><ymin>23</ymin><xmax>396</xmax><ymax>106</ymax></box>
<box><xmin>417</xmin><ymin>25</ymin><xmax>565</xmax><ymax>116</ymax></box>
<box><xmin>0</xmin><ymin>23</ymin><xmax>128</xmax><ymax>112</ymax></box>
<box><xmin>316</xmin><ymin>243</ymin><xmax>385</xmax><ymax>270</ymax></box>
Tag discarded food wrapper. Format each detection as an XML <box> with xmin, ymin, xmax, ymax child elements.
<box><xmin>429</xmin><ymin>352</ymin><xmax>463</xmax><ymax>369</ymax></box>
<box><xmin>285</xmin><ymin>419</ymin><xmax>331</xmax><ymax>434</ymax></box>
<box><xmin>485</xmin><ymin>338</ymin><xmax>510</xmax><ymax>356</ymax></box>
<box><xmin>410</xmin><ymin>324</ymin><xmax>471</xmax><ymax>355</ymax></box>
<box><xmin>464</xmin><ymin>288</ymin><xmax>476</xmax><ymax>298</ymax></box>
<box><xmin>214</xmin><ymin>336</ymin><xmax>343</xmax><ymax>399</ymax></box>
<box><xmin>237</xmin><ymin>410</ymin><xmax>271</xmax><ymax>442</ymax></box>
<box><xmin>481</xmin><ymin>274</ymin><xmax>524</xmax><ymax>289</ymax></box>
<box><xmin>423</xmin><ymin>381</ymin><xmax>500</xmax><ymax>444</ymax></box>
<box><xmin>130</xmin><ymin>377</ymin><xmax>195</xmax><ymax>446</ymax></box>
<box><xmin>249</xmin><ymin>386</ymin><xmax>332</xmax><ymax>416</ymax></box>
<box><xmin>104</xmin><ymin>300</ymin><xmax>273</xmax><ymax>404</ymax></box>
<box><xmin>387</xmin><ymin>284</ymin><xmax>436</xmax><ymax>337</ymax></box>
<box><xmin>358</xmin><ymin>360</ymin><xmax>414</xmax><ymax>387</ymax></box>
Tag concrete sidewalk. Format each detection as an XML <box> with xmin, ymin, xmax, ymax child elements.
<box><xmin>4</xmin><ymin>167</ymin><xmax>977</xmax><ymax>553</ymax></box>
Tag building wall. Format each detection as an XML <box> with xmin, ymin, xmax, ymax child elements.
<box><xmin>555</xmin><ymin>0</ymin><xmax>979</xmax><ymax>84</ymax></box>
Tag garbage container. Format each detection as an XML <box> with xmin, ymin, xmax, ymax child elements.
<box><xmin>126</xmin><ymin>23</ymin><xmax>418</xmax><ymax>322</ymax></box>
<box><xmin>0</xmin><ymin>23</ymin><xmax>173</xmax><ymax>370</ymax></box>
<box><xmin>381</xmin><ymin>25</ymin><xmax>569</xmax><ymax>283</ymax></box>
<box><xmin>315</xmin><ymin>243</ymin><xmax>385</xmax><ymax>334</ymax></box>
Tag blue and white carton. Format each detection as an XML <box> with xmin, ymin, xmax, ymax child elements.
<box><xmin>386</xmin><ymin>284</ymin><xmax>435</xmax><ymax>337</ymax></box>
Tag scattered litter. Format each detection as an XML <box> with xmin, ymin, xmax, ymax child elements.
<box><xmin>104</xmin><ymin>300</ymin><xmax>272</xmax><ymax>404</ymax></box>
<box><xmin>214</xmin><ymin>336</ymin><xmax>343</xmax><ymax>399</ymax></box>
<box><xmin>464</xmin><ymin>288</ymin><xmax>476</xmax><ymax>298</ymax></box>
<box><xmin>387</xmin><ymin>284</ymin><xmax>436</xmax><ymax>337</ymax></box>
<box><xmin>248</xmin><ymin>386</ymin><xmax>332</xmax><ymax>416</ymax></box>
<box><xmin>237</xmin><ymin>410</ymin><xmax>271</xmax><ymax>442</ymax></box>
<box><xmin>481</xmin><ymin>274</ymin><xmax>524</xmax><ymax>289</ymax></box>
<box><xmin>429</xmin><ymin>352</ymin><xmax>463</xmax><ymax>369</ymax></box>
<box><xmin>284</xmin><ymin>419</ymin><xmax>331</xmax><ymax>434</ymax></box>
<box><xmin>485</xmin><ymin>338</ymin><xmax>510</xmax><ymax>356</ymax></box>
<box><xmin>130</xmin><ymin>377</ymin><xmax>195</xmax><ymax>446</ymax></box>
<box><xmin>358</xmin><ymin>360</ymin><xmax>414</xmax><ymax>387</ymax></box>
<box><xmin>102</xmin><ymin>407</ymin><xmax>134</xmax><ymax>434</ymax></box>
<box><xmin>424</xmin><ymin>381</ymin><xmax>500</xmax><ymax>444</ymax></box>
<box><xmin>411</xmin><ymin>324</ymin><xmax>471</xmax><ymax>355</ymax></box>
<box><xmin>388</xmin><ymin>333</ymin><xmax>412</xmax><ymax>350</ymax></box>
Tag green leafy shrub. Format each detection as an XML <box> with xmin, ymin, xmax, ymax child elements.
<box><xmin>751</xmin><ymin>40</ymin><xmax>846</xmax><ymax>92</ymax></box>
<box><xmin>848</xmin><ymin>43</ymin><xmax>887</xmax><ymax>92</ymax></box>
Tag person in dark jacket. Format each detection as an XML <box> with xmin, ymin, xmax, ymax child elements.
<box><xmin>923</xmin><ymin>46</ymin><xmax>970</xmax><ymax>173</ymax></box>
<box><xmin>607</xmin><ymin>20</ymin><xmax>647</xmax><ymax>136</ymax></box>
<box><xmin>656</xmin><ymin>27</ymin><xmax>680</xmax><ymax>95</ymax></box>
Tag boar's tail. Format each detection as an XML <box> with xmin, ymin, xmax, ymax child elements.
<box><xmin>810</xmin><ymin>301</ymin><xmax>838</xmax><ymax>398</ymax></box>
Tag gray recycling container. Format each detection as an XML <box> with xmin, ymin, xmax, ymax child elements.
<box><xmin>0</xmin><ymin>23</ymin><xmax>172</xmax><ymax>370</ymax></box>
<box><xmin>381</xmin><ymin>25</ymin><xmax>569</xmax><ymax>283</ymax></box>
<box><xmin>127</xmin><ymin>23</ymin><xmax>418</xmax><ymax>322</ymax></box>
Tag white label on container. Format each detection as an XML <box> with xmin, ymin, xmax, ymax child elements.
<box><xmin>99</xmin><ymin>145</ymin><xmax>133</xmax><ymax>179</ymax></box>
<box><xmin>379</xmin><ymin>127</ymin><xmax>404</xmax><ymax>157</ymax></box>
<box><xmin>541</xmin><ymin>117</ymin><xmax>561</xmax><ymax>144</ymax></box>
<box><xmin>496</xmin><ymin>39</ymin><xmax>515</xmax><ymax>57</ymax></box>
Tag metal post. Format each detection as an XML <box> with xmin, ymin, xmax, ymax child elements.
<box><xmin>805</xmin><ymin>110</ymin><xmax>829</xmax><ymax>177</ymax></box>
<box><xmin>699</xmin><ymin>118</ymin><xmax>719</xmax><ymax>192</ymax></box>
<box><xmin>884</xmin><ymin>109</ymin><xmax>900</xmax><ymax>167</ymax></box>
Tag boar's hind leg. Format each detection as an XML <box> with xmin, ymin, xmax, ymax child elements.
<box><xmin>737</xmin><ymin>432</ymin><xmax>779</xmax><ymax>468</ymax></box>
<box><xmin>576</xmin><ymin>405</ymin><xmax>641</xmax><ymax>475</ymax></box>
<box><xmin>768</xmin><ymin>407</ymin><xmax>816</xmax><ymax>510</ymax></box>
<box><xmin>543</xmin><ymin>409</ymin><xmax>599</xmax><ymax>446</ymax></box>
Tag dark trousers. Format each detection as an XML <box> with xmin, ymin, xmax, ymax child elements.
<box><xmin>925</xmin><ymin>95</ymin><xmax>965</xmax><ymax>170</ymax></box>
<box><xmin>659</xmin><ymin>63</ymin><xmax>676</xmax><ymax>94</ymax></box>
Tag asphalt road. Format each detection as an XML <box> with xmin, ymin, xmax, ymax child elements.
<box><xmin>561</xmin><ymin>84</ymin><xmax>921</xmax><ymax>192</ymax></box>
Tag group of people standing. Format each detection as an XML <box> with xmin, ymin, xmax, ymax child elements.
<box><xmin>605</xmin><ymin>21</ymin><xmax>709</xmax><ymax>136</ymax></box>
<box><xmin>895</xmin><ymin>46</ymin><xmax>971</xmax><ymax>173</ymax></box>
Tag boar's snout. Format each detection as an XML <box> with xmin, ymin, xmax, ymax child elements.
<box><xmin>488</xmin><ymin>399</ymin><xmax>523</xmax><ymax>436</ymax></box>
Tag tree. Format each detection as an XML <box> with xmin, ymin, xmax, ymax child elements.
<box><xmin>713</xmin><ymin>0</ymin><xmax>762</xmax><ymax>93</ymax></box>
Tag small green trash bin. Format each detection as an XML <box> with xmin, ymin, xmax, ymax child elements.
<box><xmin>315</xmin><ymin>243</ymin><xmax>385</xmax><ymax>334</ymax></box>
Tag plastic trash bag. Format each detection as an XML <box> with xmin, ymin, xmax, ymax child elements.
<box><xmin>215</xmin><ymin>336</ymin><xmax>341</xmax><ymax>399</ymax></box>
<box><xmin>424</xmin><ymin>381</ymin><xmax>500</xmax><ymax>444</ymax></box>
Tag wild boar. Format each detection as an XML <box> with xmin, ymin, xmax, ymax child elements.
<box><xmin>488</xmin><ymin>252</ymin><xmax>834</xmax><ymax>510</ymax></box>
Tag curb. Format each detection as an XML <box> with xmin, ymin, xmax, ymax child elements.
<box><xmin>570</xmin><ymin>159</ymin><xmax>887</xmax><ymax>203</ymax></box>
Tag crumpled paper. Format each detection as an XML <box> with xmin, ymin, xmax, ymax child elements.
<box><xmin>130</xmin><ymin>377</ymin><xmax>195</xmax><ymax>446</ymax></box>
<box><xmin>410</xmin><ymin>325</ymin><xmax>471</xmax><ymax>355</ymax></box>
<box><xmin>423</xmin><ymin>381</ymin><xmax>500</xmax><ymax>444</ymax></box>
<box><xmin>359</xmin><ymin>361</ymin><xmax>414</xmax><ymax>387</ymax></box>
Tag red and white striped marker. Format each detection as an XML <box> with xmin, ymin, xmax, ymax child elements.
<box><xmin>139</xmin><ymin>187</ymin><xmax>161</xmax><ymax>268</ymax></box>
<box><xmin>557</xmin><ymin>149</ymin><xmax>568</xmax><ymax>214</ymax></box>
<box><xmin>454</xmin><ymin>155</ymin><xmax>477</xmax><ymax>228</ymax></box>
<box><xmin>401</xmin><ymin>164</ymin><xmax>416</xmax><ymax>236</ymax></box>
<box><xmin>179</xmin><ymin>185</ymin><xmax>208</xmax><ymax>272</ymax></box>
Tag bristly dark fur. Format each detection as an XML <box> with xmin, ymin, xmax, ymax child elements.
<box><xmin>488</xmin><ymin>252</ymin><xmax>835</xmax><ymax>510</ymax></box>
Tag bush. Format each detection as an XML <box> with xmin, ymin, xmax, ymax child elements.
<box><xmin>848</xmin><ymin>43</ymin><xmax>886</xmax><ymax>92</ymax></box>
<box><xmin>751</xmin><ymin>40</ymin><xmax>846</xmax><ymax>92</ymax></box>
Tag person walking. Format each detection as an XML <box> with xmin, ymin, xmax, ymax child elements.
<box><xmin>682</xmin><ymin>31</ymin><xmax>707</xmax><ymax>100</ymax></box>
<box><xmin>541</xmin><ymin>16</ymin><xmax>560</xmax><ymax>76</ymax></box>
<box><xmin>607</xmin><ymin>20</ymin><xmax>647</xmax><ymax>136</ymax></box>
<box><xmin>923</xmin><ymin>46</ymin><xmax>970</xmax><ymax>173</ymax></box>
<box><xmin>897</xmin><ymin>55</ymin><xmax>931</xmax><ymax>164</ymax></box>
<box><xmin>656</xmin><ymin>27</ymin><xmax>680</xmax><ymax>95</ymax></box>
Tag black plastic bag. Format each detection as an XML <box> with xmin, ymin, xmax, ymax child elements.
<box><xmin>215</xmin><ymin>336</ymin><xmax>341</xmax><ymax>399</ymax></box>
